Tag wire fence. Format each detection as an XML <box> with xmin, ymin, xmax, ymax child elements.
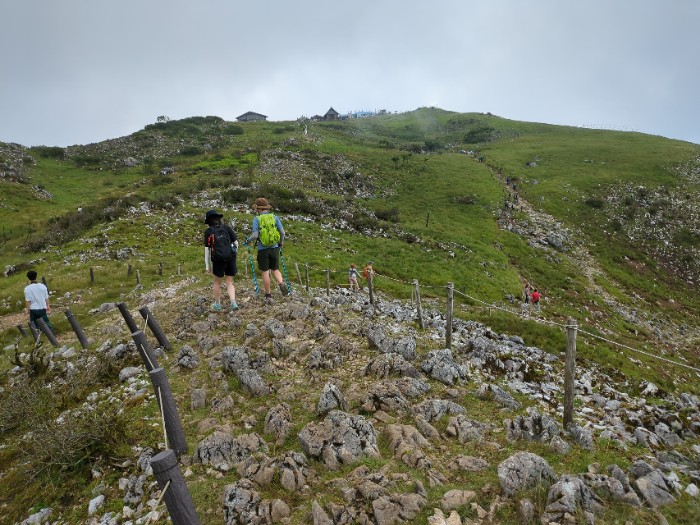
<box><xmin>21</xmin><ymin>252</ymin><xmax>700</xmax><ymax>377</ymax></box>
<box><xmin>296</xmin><ymin>260</ymin><xmax>700</xmax><ymax>376</ymax></box>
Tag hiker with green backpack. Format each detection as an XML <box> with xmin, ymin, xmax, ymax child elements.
<box><xmin>245</xmin><ymin>197</ymin><xmax>289</xmax><ymax>300</ymax></box>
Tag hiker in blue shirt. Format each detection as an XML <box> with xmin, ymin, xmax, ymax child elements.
<box><xmin>246</xmin><ymin>198</ymin><xmax>288</xmax><ymax>300</ymax></box>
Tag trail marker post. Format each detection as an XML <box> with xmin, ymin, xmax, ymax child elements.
<box><xmin>446</xmin><ymin>282</ymin><xmax>454</xmax><ymax>349</ymax></box>
<box><xmin>564</xmin><ymin>317</ymin><xmax>578</xmax><ymax>428</ymax></box>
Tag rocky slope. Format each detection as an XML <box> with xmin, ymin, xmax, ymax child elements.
<box><xmin>6</xmin><ymin>274</ymin><xmax>700</xmax><ymax>525</ymax></box>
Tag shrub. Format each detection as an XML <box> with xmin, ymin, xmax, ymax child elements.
<box><xmin>463</xmin><ymin>126</ymin><xmax>495</xmax><ymax>143</ymax></box>
<box><xmin>31</xmin><ymin>146</ymin><xmax>65</xmax><ymax>160</ymax></box>
<box><xmin>584</xmin><ymin>197</ymin><xmax>605</xmax><ymax>209</ymax></box>
<box><xmin>223</xmin><ymin>124</ymin><xmax>244</xmax><ymax>136</ymax></box>
<box><xmin>180</xmin><ymin>146</ymin><xmax>204</xmax><ymax>156</ymax></box>
<box><xmin>375</xmin><ymin>207</ymin><xmax>400</xmax><ymax>222</ymax></box>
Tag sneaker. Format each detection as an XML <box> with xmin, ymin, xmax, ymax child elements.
<box><xmin>279</xmin><ymin>282</ymin><xmax>289</xmax><ymax>296</ymax></box>
<box><xmin>211</xmin><ymin>303</ymin><xmax>222</xmax><ymax>311</ymax></box>
<box><xmin>230</xmin><ymin>301</ymin><xmax>239</xmax><ymax>310</ymax></box>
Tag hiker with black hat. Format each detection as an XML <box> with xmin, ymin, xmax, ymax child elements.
<box><xmin>204</xmin><ymin>209</ymin><xmax>239</xmax><ymax>311</ymax></box>
<box><xmin>245</xmin><ymin>198</ymin><xmax>288</xmax><ymax>300</ymax></box>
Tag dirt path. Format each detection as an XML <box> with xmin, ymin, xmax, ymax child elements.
<box><xmin>0</xmin><ymin>311</ymin><xmax>28</xmax><ymax>334</ymax></box>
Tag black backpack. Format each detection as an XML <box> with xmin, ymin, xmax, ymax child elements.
<box><xmin>208</xmin><ymin>224</ymin><xmax>234</xmax><ymax>261</ymax></box>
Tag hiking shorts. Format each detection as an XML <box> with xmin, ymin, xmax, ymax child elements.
<box><xmin>257</xmin><ymin>247</ymin><xmax>280</xmax><ymax>272</ymax></box>
<box><xmin>212</xmin><ymin>255</ymin><xmax>237</xmax><ymax>278</ymax></box>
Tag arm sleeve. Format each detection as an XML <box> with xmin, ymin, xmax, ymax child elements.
<box><xmin>276</xmin><ymin>216</ymin><xmax>285</xmax><ymax>243</ymax></box>
<box><xmin>249</xmin><ymin>217</ymin><xmax>260</xmax><ymax>242</ymax></box>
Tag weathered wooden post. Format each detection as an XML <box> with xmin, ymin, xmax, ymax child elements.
<box><xmin>139</xmin><ymin>306</ymin><xmax>172</xmax><ymax>351</ymax></box>
<box><xmin>90</xmin><ymin>267</ymin><xmax>95</xmax><ymax>284</ymax></box>
<box><xmin>326</xmin><ymin>269</ymin><xmax>331</xmax><ymax>296</ymax></box>
<box><xmin>413</xmin><ymin>279</ymin><xmax>425</xmax><ymax>329</ymax></box>
<box><xmin>131</xmin><ymin>330</ymin><xmax>159</xmax><ymax>371</ymax></box>
<box><xmin>65</xmin><ymin>309</ymin><xmax>88</xmax><ymax>349</ymax></box>
<box><xmin>28</xmin><ymin>321</ymin><xmax>40</xmax><ymax>341</ymax></box>
<box><xmin>446</xmin><ymin>282</ymin><xmax>454</xmax><ymax>349</ymax></box>
<box><xmin>158</xmin><ymin>262</ymin><xmax>163</xmax><ymax>276</ymax></box>
<box><xmin>35</xmin><ymin>317</ymin><xmax>59</xmax><ymax>347</ymax></box>
<box><xmin>149</xmin><ymin>367</ymin><xmax>188</xmax><ymax>455</ymax></box>
<box><xmin>368</xmin><ymin>271</ymin><xmax>375</xmax><ymax>305</ymax></box>
<box><xmin>136</xmin><ymin>269</ymin><xmax>141</xmax><ymax>286</ymax></box>
<box><xmin>305</xmin><ymin>264</ymin><xmax>310</xmax><ymax>292</ymax></box>
<box><xmin>117</xmin><ymin>302</ymin><xmax>140</xmax><ymax>334</ymax></box>
<box><xmin>128</xmin><ymin>264</ymin><xmax>133</xmax><ymax>277</ymax></box>
<box><xmin>41</xmin><ymin>276</ymin><xmax>48</xmax><ymax>291</ymax></box>
<box><xmin>295</xmin><ymin>263</ymin><xmax>303</xmax><ymax>287</ymax></box>
<box><xmin>563</xmin><ymin>317</ymin><xmax>578</xmax><ymax>428</ymax></box>
<box><xmin>17</xmin><ymin>324</ymin><xmax>28</xmax><ymax>337</ymax></box>
<box><xmin>150</xmin><ymin>449</ymin><xmax>201</xmax><ymax>525</ymax></box>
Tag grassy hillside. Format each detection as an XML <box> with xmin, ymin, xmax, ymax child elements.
<box><xmin>1</xmin><ymin>109</ymin><xmax>700</xmax><ymax>524</ymax></box>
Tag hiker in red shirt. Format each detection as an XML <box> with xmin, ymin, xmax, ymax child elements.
<box><xmin>531</xmin><ymin>289</ymin><xmax>541</xmax><ymax>312</ymax></box>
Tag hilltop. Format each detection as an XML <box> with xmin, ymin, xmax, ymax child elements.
<box><xmin>1</xmin><ymin>108</ymin><xmax>699</xmax><ymax>524</ymax></box>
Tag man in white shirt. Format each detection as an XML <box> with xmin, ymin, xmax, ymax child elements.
<box><xmin>24</xmin><ymin>270</ymin><xmax>54</xmax><ymax>333</ymax></box>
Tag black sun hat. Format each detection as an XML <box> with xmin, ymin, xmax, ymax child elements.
<box><xmin>204</xmin><ymin>209</ymin><xmax>223</xmax><ymax>224</ymax></box>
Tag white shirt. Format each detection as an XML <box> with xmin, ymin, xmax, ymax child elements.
<box><xmin>24</xmin><ymin>282</ymin><xmax>49</xmax><ymax>310</ymax></box>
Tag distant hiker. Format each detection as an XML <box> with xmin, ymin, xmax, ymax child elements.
<box><xmin>24</xmin><ymin>269</ymin><xmax>54</xmax><ymax>333</ymax></box>
<box><xmin>524</xmin><ymin>284</ymin><xmax>531</xmax><ymax>304</ymax></box>
<box><xmin>531</xmin><ymin>289</ymin><xmax>541</xmax><ymax>312</ymax></box>
<box><xmin>204</xmin><ymin>209</ymin><xmax>238</xmax><ymax>311</ymax></box>
<box><xmin>246</xmin><ymin>198</ymin><xmax>288</xmax><ymax>301</ymax></box>
<box><xmin>348</xmin><ymin>264</ymin><xmax>360</xmax><ymax>292</ymax></box>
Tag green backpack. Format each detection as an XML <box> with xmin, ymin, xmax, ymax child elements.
<box><xmin>258</xmin><ymin>213</ymin><xmax>281</xmax><ymax>247</ymax></box>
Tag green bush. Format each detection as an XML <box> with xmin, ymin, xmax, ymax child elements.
<box><xmin>31</xmin><ymin>146</ymin><xmax>65</xmax><ymax>160</ymax></box>
<box><xmin>585</xmin><ymin>197</ymin><xmax>605</xmax><ymax>209</ymax></box>
<box><xmin>375</xmin><ymin>207</ymin><xmax>400</xmax><ymax>222</ymax></box>
<box><xmin>463</xmin><ymin>126</ymin><xmax>495</xmax><ymax>143</ymax></box>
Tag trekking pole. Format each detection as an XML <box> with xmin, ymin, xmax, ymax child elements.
<box><xmin>245</xmin><ymin>242</ymin><xmax>260</xmax><ymax>296</ymax></box>
<box><xmin>279</xmin><ymin>248</ymin><xmax>292</xmax><ymax>295</ymax></box>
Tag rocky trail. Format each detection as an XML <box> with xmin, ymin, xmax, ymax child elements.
<box><xmin>7</xmin><ymin>274</ymin><xmax>700</xmax><ymax>525</ymax></box>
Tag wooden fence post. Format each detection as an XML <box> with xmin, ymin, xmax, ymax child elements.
<box><xmin>128</xmin><ymin>264</ymin><xmax>133</xmax><ymax>277</ymax></box>
<box><xmin>90</xmin><ymin>267</ymin><xmax>95</xmax><ymax>284</ymax></box>
<box><xmin>305</xmin><ymin>264</ymin><xmax>310</xmax><ymax>292</ymax></box>
<box><xmin>413</xmin><ymin>279</ymin><xmax>424</xmax><ymax>329</ymax></box>
<box><xmin>177</xmin><ymin>262</ymin><xmax>181</xmax><ymax>276</ymax></box>
<box><xmin>65</xmin><ymin>309</ymin><xmax>89</xmax><ymax>349</ymax></box>
<box><xmin>446</xmin><ymin>282</ymin><xmax>454</xmax><ymax>349</ymax></box>
<box><xmin>150</xmin><ymin>449</ymin><xmax>201</xmax><ymax>525</ymax></box>
<box><xmin>136</xmin><ymin>269</ymin><xmax>141</xmax><ymax>286</ymax></box>
<box><xmin>368</xmin><ymin>271</ymin><xmax>375</xmax><ymax>306</ymax></box>
<box><xmin>35</xmin><ymin>317</ymin><xmax>59</xmax><ymax>347</ymax></box>
<box><xmin>28</xmin><ymin>321</ymin><xmax>40</xmax><ymax>341</ymax></box>
<box><xmin>326</xmin><ymin>269</ymin><xmax>331</xmax><ymax>296</ymax></box>
<box><xmin>131</xmin><ymin>330</ymin><xmax>160</xmax><ymax>371</ymax></box>
<box><xmin>41</xmin><ymin>276</ymin><xmax>48</xmax><ymax>291</ymax></box>
<box><xmin>149</xmin><ymin>367</ymin><xmax>188</xmax><ymax>455</ymax></box>
<box><xmin>17</xmin><ymin>324</ymin><xmax>28</xmax><ymax>337</ymax></box>
<box><xmin>159</xmin><ymin>262</ymin><xmax>163</xmax><ymax>276</ymax></box>
<box><xmin>139</xmin><ymin>306</ymin><xmax>172</xmax><ymax>351</ymax></box>
<box><xmin>295</xmin><ymin>263</ymin><xmax>303</xmax><ymax>287</ymax></box>
<box><xmin>117</xmin><ymin>302</ymin><xmax>140</xmax><ymax>334</ymax></box>
<box><xmin>564</xmin><ymin>317</ymin><xmax>578</xmax><ymax>428</ymax></box>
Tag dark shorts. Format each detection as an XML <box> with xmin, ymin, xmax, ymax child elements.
<box><xmin>212</xmin><ymin>255</ymin><xmax>237</xmax><ymax>278</ymax></box>
<box><xmin>257</xmin><ymin>247</ymin><xmax>280</xmax><ymax>272</ymax></box>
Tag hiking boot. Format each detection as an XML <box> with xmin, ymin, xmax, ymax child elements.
<box><xmin>279</xmin><ymin>282</ymin><xmax>289</xmax><ymax>296</ymax></box>
<box><xmin>230</xmin><ymin>301</ymin><xmax>239</xmax><ymax>311</ymax></box>
<box><xmin>264</xmin><ymin>293</ymin><xmax>273</xmax><ymax>304</ymax></box>
<box><xmin>211</xmin><ymin>303</ymin><xmax>222</xmax><ymax>312</ymax></box>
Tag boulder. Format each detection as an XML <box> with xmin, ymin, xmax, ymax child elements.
<box><xmin>497</xmin><ymin>451</ymin><xmax>557</xmax><ymax>497</ymax></box>
<box><xmin>298</xmin><ymin>410</ymin><xmax>379</xmax><ymax>469</ymax></box>
<box><xmin>420</xmin><ymin>349</ymin><xmax>469</xmax><ymax>385</ymax></box>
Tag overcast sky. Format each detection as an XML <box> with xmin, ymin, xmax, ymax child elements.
<box><xmin>1</xmin><ymin>0</ymin><xmax>698</xmax><ymax>147</ymax></box>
